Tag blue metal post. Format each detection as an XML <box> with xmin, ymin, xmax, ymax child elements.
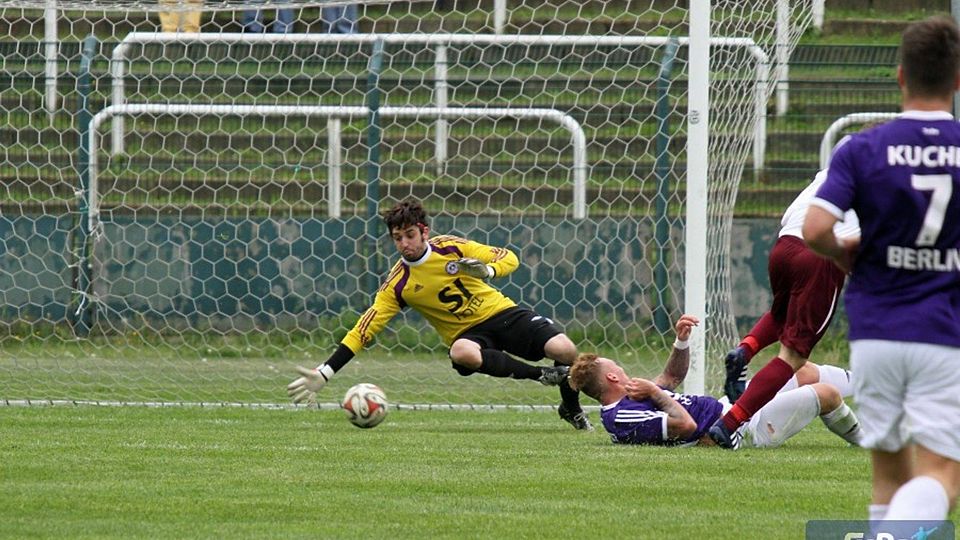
<box><xmin>71</xmin><ymin>35</ymin><xmax>97</xmax><ymax>335</ymax></box>
<box><xmin>653</xmin><ymin>39</ymin><xmax>679</xmax><ymax>333</ymax></box>
<box><xmin>365</xmin><ymin>39</ymin><xmax>385</xmax><ymax>296</ymax></box>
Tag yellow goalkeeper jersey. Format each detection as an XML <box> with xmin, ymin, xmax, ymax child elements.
<box><xmin>341</xmin><ymin>234</ymin><xmax>520</xmax><ymax>352</ymax></box>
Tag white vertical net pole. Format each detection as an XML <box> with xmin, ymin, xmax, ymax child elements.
<box><xmin>494</xmin><ymin>0</ymin><xmax>506</xmax><ymax>34</ymax></box>
<box><xmin>434</xmin><ymin>45</ymin><xmax>448</xmax><ymax>174</ymax></box>
<box><xmin>327</xmin><ymin>118</ymin><xmax>342</xmax><ymax>218</ymax></box>
<box><xmin>110</xmin><ymin>43</ymin><xmax>127</xmax><ymax>155</ymax></box>
<box><xmin>775</xmin><ymin>0</ymin><xmax>790</xmax><ymax>116</ymax></box>
<box><xmin>684</xmin><ymin>0</ymin><xmax>710</xmax><ymax>395</ymax></box>
<box><xmin>44</xmin><ymin>1</ymin><xmax>57</xmax><ymax>114</ymax></box>
<box><xmin>754</xmin><ymin>61</ymin><xmax>769</xmax><ymax>181</ymax></box>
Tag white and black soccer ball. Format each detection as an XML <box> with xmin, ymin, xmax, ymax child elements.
<box><xmin>341</xmin><ymin>383</ymin><xmax>389</xmax><ymax>429</ymax></box>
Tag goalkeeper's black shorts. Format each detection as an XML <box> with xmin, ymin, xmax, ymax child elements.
<box><xmin>455</xmin><ymin>306</ymin><xmax>563</xmax><ymax>361</ymax></box>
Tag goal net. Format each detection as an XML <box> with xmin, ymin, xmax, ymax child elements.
<box><xmin>0</xmin><ymin>1</ymin><xmax>811</xmax><ymax>406</ymax></box>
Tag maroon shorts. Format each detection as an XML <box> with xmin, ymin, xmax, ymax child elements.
<box><xmin>768</xmin><ymin>235</ymin><xmax>846</xmax><ymax>358</ymax></box>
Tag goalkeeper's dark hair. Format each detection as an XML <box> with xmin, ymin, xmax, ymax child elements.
<box><xmin>383</xmin><ymin>199</ymin><xmax>429</xmax><ymax>231</ymax></box>
<box><xmin>900</xmin><ymin>16</ymin><xmax>960</xmax><ymax>99</ymax></box>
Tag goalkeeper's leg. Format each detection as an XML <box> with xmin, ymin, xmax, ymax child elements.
<box><xmin>449</xmin><ymin>339</ymin><xmax>563</xmax><ymax>382</ymax></box>
<box><xmin>543</xmin><ymin>334</ymin><xmax>594</xmax><ymax>431</ymax></box>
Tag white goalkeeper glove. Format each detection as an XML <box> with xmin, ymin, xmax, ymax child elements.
<box><xmin>457</xmin><ymin>258</ymin><xmax>494</xmax><ymax>279</ymax></box>
<box><xmin>287</xmin><ymin>364</ymin><xmax>335</xmax><ymax>404</ymax></box>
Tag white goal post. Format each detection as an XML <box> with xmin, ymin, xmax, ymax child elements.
<box><xmin>685</xmin><ymin>1</ymin><xmax>709</xmax><ymax>395</ymax></box>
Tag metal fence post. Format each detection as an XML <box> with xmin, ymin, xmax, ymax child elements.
<box><xmin>365</xmin><ymin>39</ymin><xmax>385</xmax><ymax>296</ymax></box>
<box><xmin>71</xmin><ymin>35</ymin><xmax>97</xmax><ymax>335</ymax></box>
<box><xmin>653</xmin><ymin>38</ymin><xmax>678</xmax><ymax>333</ymax></box>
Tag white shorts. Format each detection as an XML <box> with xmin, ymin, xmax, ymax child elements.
<box><xmin>720</xmin><ymin>385</ymin><xmax>821</xmax><ymax>448</ymax></box>
<box><xmin>850</xmin><ymin>339</ymin><xmax>960</xmax><ymax>460</ymax></box>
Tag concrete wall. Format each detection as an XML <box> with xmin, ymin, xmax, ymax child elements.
<box><xmin>0</xmin><ymin>215</ymin><xmax>783</xmax><ymax>334</ymax></box>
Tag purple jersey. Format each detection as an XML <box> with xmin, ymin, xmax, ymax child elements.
<box><xmin>815</xmin><ymin>111</ymin><xmax>960</xmax><ymax>347</ymax></box>
<box><xmin>600</xmin><ymin>389</ymin><xmax>723</xmax><ymax>446</ymax></box>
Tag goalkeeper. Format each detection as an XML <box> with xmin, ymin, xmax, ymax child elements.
<box><xmin>288</xmin><ymin>199</ymin><xmax>592</xmax><ymax>431</ymax></box>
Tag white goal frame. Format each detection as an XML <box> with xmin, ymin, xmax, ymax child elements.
<box><xmin>104</xmin><ymin>27</ymin><xmax>756</xmax><ymax>395</ymax></box>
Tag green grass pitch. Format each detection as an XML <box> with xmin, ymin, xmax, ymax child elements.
<box><xmin>2</xmin><ymin>338</ymin><xmax>957</xmax><ymax>538</ymax></box>
<box><xmin>4</xmin><ymin>402</ymin><xmax>940</xmax><ymax>540</ymax></box>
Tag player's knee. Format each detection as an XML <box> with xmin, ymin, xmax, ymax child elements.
<box><xmin>449</xmin><ymin>340</ymin><xmax>481</xmax><ymax>369</ymax></box>
<box><xmin>544</xmin><ymin>333</ymin><xmax>577</xmax><ymax>365</ymax></box>
<box><xmin>812</xmin><ymin>382</ymin><xmax>842</xmax><ymax>413</ymax></box>
<box><xmin>778</xmin><ymin>345</ymin><xmax>809</xmax><ymax>370</ymax></box>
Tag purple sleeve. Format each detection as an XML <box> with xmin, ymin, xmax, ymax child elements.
<box><xmin>613</xmin><ymin>409</ymin><xmax>668</xmax><ymax>444</ymax></box>
<box><xmin>815</xmin><ymin>138</ymin><xmax>859</xmax><ymax>217</ymax></box>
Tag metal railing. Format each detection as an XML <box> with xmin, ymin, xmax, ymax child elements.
<box><xmin>819</xmin><ymin>112</ymin><xmax>898</xmax><ymax>168</ymax></box>
<box><xmin>108</xmin><ymin>32</ymin><xmax>772</xmax><ymax>175</ymax></box>
<box><xmin>86</xmin><ymin>103</ymin><xmax>590</xmax><ymax>228</ymax></box>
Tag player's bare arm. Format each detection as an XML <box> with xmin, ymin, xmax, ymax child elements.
<box><xmin>653</xmin><ymin>314</ymin><xmax>698</xmax><ymax>390</ymax></box>
<box><xmin>803</xmin><ymin>206</ymin><xmax>857</xmax><ymax>272</ymax></box>
<box><xmin>626</xmin><ymin>377</ymin><xmax>697</xmax><ymax>439</ymax></box>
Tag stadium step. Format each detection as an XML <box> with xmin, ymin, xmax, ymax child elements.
<box><xmin>0</xmin><ymin>3</ymin><xmax>933</xmax><ymax>217</ymax></box>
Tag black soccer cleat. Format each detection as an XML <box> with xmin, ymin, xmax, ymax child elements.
<box><xmin>723</xmin><ymin>346</ymin><xmax>750</xmax><ymax>403</ymax></box>
<box><xmin>558</xmin><ymin>402</ymin><xmax>595</xmax><ymax>431</ymax></box>
<box><xmin>707</xmin><ymin>419</ymin><xmax>742</xmax><ymax>450</ymax></box>
<box><xmin>538</xmin><ymin>365</ymin><xmax>570</xmax><ymax>386</ymax></box>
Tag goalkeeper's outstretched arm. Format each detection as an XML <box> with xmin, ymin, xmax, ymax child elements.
<box><xmin>287</xmin><ymin>277</ymin><xmax>402</xmax><ymax>404</ymax></box>
<box><xmin>286</xmin><ymin>343</ymin><xmax>355</xmax><ymax>404</ymax></box>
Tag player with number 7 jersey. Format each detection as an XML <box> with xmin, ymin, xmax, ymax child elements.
<box><xmin>804</xmin><ymin>15</ymin><xmax>960</xmax><ymax>524</ymax></box>
<box><xmin>285</xmin><ymin>199</ymin><xmax>592</xmax><ymax>430</ymax></box>
<box><xmin>813</xmin><ymin>122</ymin><xmax>960</xmax><ymax>347</ymax></box>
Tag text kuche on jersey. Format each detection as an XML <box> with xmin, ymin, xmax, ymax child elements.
<box><xmin>887</xmin><ymin>144</ymin><xmax>960</xmax><ymax>167</ymax></box>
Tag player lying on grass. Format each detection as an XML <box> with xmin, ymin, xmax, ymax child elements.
<box><xmin>287</xmin><ymin>199</ymin><xmax>592</xmax><ymax>430</ymax></box>
<box><xmin>568</xmin><ymin>315</ymin><xmax>863</xmax><ymax>448</ymax></box>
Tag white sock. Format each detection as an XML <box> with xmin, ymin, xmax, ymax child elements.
<box><xmin>820</xmin><ymin>402</ymin><xmax>862</xmax><ymax>446</ymax></box>
<box><xmin>777</xmin><ymin>374</ymin><xmax>799</xmax><ymax>394</ymax></box>
<box><xmin>884</xmin><ymin>476</ymin><xmax>949</xmax><ymax>521</ymax></box>
<box><xmin>868</xmin><ymin>503</ymin><xmax>889</xmax><ymax>521</ymax></box>
<box><xmin>818</xmin><ymin>364</ymin><xmax>853</xmax><ymax>397</ymax></box>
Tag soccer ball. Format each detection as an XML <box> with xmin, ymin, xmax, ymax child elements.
<box><xmin>341</xmin><ymin>383</ymin><xmax>389</xmax><ymax>429</ymax></box>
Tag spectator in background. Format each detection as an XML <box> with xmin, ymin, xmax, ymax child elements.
<box><xmin>242</xmin><ymin>6</ymin><xmax>295</xmax><ymax>34</ymax></box>
<box><xmin>158</xmin><ymin>0</ymin><xmax>203</xmax><ymax>33</ymax></box>
<box><xmin>321</xmin><ymin>4</ymin><xmax>358</xmax><ymax>34</ymax></box>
